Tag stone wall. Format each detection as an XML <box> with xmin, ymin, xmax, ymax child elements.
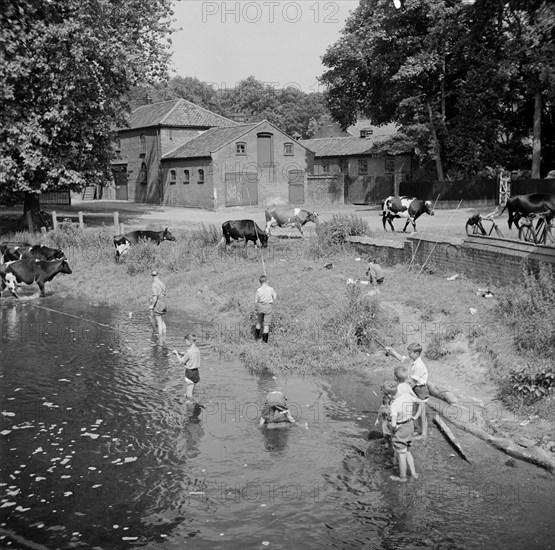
<box><xmin>348</xmin><ymin>234</ymin><xmax>555</xmax><ymax>286</ymax></box>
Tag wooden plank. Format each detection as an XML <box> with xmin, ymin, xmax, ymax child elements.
<box><xmin>433</xmin><ymin>414</ymin><xmax>471</xmax><ymax>463</ymax></box>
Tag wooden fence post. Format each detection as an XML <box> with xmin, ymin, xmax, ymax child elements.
<box><xmin>78</xmin><ymin>211</ymin><xmax>84</xmax><ymax>232</ymax></box>
<box><xmin>114</xmin><ymin>211</ymin><xmax>120</xmax><ymax>234</ymax></box>
<box><xmin>52</xmin><ymin>211</ymin><xmax>58</xmax><ymax>230</ymax></box>
<box><xmin>120</xmin><ymin>223</ymin><xmax>125</xmax><ymax>235</ymax></box>
<box><xmin>41</xmin><ymin>227</ymin><xmax>47</xmax><ymax>236</ymax></box>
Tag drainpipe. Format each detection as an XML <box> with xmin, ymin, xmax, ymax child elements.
<box><xmin>157</xmin><ymin>125</ymin><xmax>163</xmax><ymax>205</ymax></box>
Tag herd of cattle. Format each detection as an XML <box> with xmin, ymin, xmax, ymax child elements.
<box><xmin>0</xmin><ymin>195</ymin><xmax>553</xmax><ymax>298</ymax></box>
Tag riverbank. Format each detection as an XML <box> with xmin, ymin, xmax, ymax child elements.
<box><xmin>1</xmin><ymin>213</ymin><xmax>553</xmax><ymax>472</ymax></box>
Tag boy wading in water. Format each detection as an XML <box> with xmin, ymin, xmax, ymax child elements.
<box><xmin>254</xmin><ymin>274</ymin><xmax>276</xmax><ymax>343</ymax></box>
<box><xmin>173</xmin><ymin>334</ymin><xmax>200</xmax><ymax>403</ymax></box>
<box><xmin>389</xmin><ymin>373</ymin><xmax>422</xmax><ymax>482</ymax></box>
<box><xmin>385</xmin><ymin>342</ymin><xmax>429</xmax><ymax>438</ymax></box>
<box><xmin>149</xmin><ymin>270</ymin><xmax>167</xmax><ymax>340</ymax></box>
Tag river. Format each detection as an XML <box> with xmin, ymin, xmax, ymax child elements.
<box><xmin>1</xmin><ymin>299</ymin><xmax>553</xmax><ymax>549</ymax></box>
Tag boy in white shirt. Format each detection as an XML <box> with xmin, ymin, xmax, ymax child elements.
<box><xmin>254</xmin><ymin>275</ymin><xmax>277</xmax><ymax>343</ymax></box>
<box><xmin>385</xmin><ymin>342</ymin><xmax>429</xmax><ymax>438</ymax></box>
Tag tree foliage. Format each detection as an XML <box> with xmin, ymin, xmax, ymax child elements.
<box><xmin>128</xmin><ymin>75</ymin><xmax>331</xmax><ymax>139</ymax></box>
<box><xmin>320</xmin><ymin>0</ymin><xmax>555</xmax><ymax>178</ymax></box>
<box><xmin>0</xmin><ymin>0</ymin><xmax>174</xmax><ymax>207</ymax></box>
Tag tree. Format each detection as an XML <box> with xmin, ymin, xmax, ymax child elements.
<box><xmin>320</xmin><ymin>0</ymin><xmax>555</xmax><ymax>178</ymax></box>
<box><xmin>0</xmin><ymin>0</ymin><xmax>174</xmax><ymax>220</ymax></box>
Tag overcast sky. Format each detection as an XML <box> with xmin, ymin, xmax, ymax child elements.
<box><xmin>169</xmin><ymin>0</ymin><xmax>360</xmax><ymax>93</ymax></box>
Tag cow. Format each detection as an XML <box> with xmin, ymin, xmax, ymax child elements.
<box><xmin>264</xmin><ymin>208</ymin><xmax>320</xmax><ymax>237</ymax></box>
<box><xmin>500</xmin><ymin>193</ymin><xmax>555</xmax><ymax>229</ymax></box>
<box><xmin>2</xmin><ymin>244</ymin><xmax>65</xmax><ymax>262</ymax></box>
<box><xmin>381</xmin><ymin>196</ymin><xmax>435</xmax><ymax>232</ymax></box>
<box><xmin>0</xmin><ymin>259</ymin><xmax>72</xmax><ymax>298</ymax></box>
<box><xmin>113</xmin><ymin>228</ymin><xmax>176</xmax><ymax>262</ymax></box>
<box><xmin>221</xmin><ymin>220</ymin><xmax>268</xmax><ymax>249</ymax></box>
<box><xmin>1</xmin><ymin>242</ymin><xmax>32</xmax><ymax>263</ymax></box>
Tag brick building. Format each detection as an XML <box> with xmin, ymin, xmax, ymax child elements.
<box><xmin>111</xmin><ymin>99</ymin><xmax>313</xmax><ymax>209</ymax></box>
<box><xmin>300</xmin><ymin>131</ymin><xmax>412</xmax><ymax>205</ymax></box>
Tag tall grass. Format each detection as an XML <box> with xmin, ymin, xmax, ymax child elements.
<box><xmin>315</xmin><ymin>214</ymin><xmax>372</xmax><ymax>250</ymax></box>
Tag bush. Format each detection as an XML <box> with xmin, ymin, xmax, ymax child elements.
<box><xmin>497</xmin><ymin>265</ymin><xmax>555</xmax><ymax>356</ymax></box>
<box><xmin>316</xmin><ymin>214</ymin><xmax>371</xmax><ymax>249</ymax></box>
<box><xmin>424</xmin><ymin>333</ymin><xmax>449</xmax><ymax>360</ymax></box>
<box><xmin>508</xmin><ymin>365</ymin><xmax>555</xmax><ymax>403</ymax></box>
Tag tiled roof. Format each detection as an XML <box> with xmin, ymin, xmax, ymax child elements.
<box><xmin>125</xmin><ymin>99</ymin><xmax>237</xmax><ymax>130</ymax></box>
<box><xmin>299</xmin><ymin>137</ymin><xmax>380</xmax><ymax>157</ymax></box>
<box><xmin>163</xmin><ymin>124</ymin><xmax>259</xmax><ymax>159</ymax></box>
<box><xmin>347</xmin><ymin>120</ymin><xmax>399</xmax><ymax>138</ymax></box>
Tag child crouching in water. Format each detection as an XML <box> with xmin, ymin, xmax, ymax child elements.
<box><xmin>375</xmin><ymin>381</ymin><xmax>397</xmax><ymax>461</ymax></box>
<box><xmin>259</xmin><ymin>391</ymin><xmax>296</xmax><ymax>427</ymax></box>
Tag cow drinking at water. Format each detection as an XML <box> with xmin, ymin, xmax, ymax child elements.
<box><xmin>264</xmin><ymin>208</ymin><xmax>319</xmax><ymax>237</ymax></box>
<box><xmin>500</xmin><ymin>193</ymin><xmax>555</xmax><ymax>229</ymax></box>
<box><xmin>113</xmin><ymin>228</ymin><xmax>176</xmax><ymax>262</ymax></box>
<box><xmin>381</xmin><ymin>196</ymin><xmax>435</xmax><ymax>232</ymax></box>
<box><xmin>222</xmin><ymin>220</ymin><xmax>268</xmax><ymax>249</ymax></box>
<box><xmin>0</xmin><ymin>259</ymin><xmax>72</xmax><ymax>298</ymax></box>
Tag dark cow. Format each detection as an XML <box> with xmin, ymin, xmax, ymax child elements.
<box><xmin>500</xmin><ymin>193</ymin><xmax>555</xmax><ymax>229</ymax></box>
<box><xmin>2</xmin><ymin>244</ymin><xmax>65</xmax><ymax>262</ymax></box>
<box><xmin>381</xmin><ymin>196</ymin><xmax>435</xmax><ymax>232</ymax></box>
<box><xmin>113</xmin><ymin>228</ymin><xmax>176</xmax><ymax>262</ymax></box>
<box><xmin>222</xmin><ymin>220</ymin><xmax>268</xmax><ymax>249</ymax></box>
<box><xmin>264</xmin><ymin>208</ymin><xmax>319</xmax><ymax>237</ymax></box>
<box><xmin>0</xmin><ymin>259</ymin><xmax>72</xmax><ymax>298</ymax></box>
<box><xmin>1</xmin><ymin>242</ymin><xmax>32</xmax><ymax>263</ymax></box>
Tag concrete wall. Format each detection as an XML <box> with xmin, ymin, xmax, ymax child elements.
<box><xmin>348</xmin><ymin>234</ymin><xmax>555</xmax><ymax>286</ymax></box>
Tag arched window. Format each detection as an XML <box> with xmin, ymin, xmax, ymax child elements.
<box><xmin>140</xmin><ymin>133</ymin><xmax>146</xmax><ymax>155</ymax></box>
<box><xmin>198</xmin><ymin>169</ymin><xmax>205</xmax><ymax>184</ymax></box>
<box><xmin>184</xmin><ymin>170</ymin><xmax>190</xmax><ymax>184</ymax></box>
<box><xmin>170</xmin><ymin>169</ymin><xmax>176</xmax><ymax>185</ymax></box>
<box><xmin>140</xmin><ymin>162</ymin><xmax>147</xmax><ymax>184</ymax></box>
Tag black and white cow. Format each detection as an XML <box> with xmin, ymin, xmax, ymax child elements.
<box><xmin>500</xmin><ymin>193</ymin><xmax>555</xmax><ymax>229</ymax></box>
<box><xmin>2</xmin><ymin>244</ymin><xmax>65</xmax><ymax>262</ymax></box>
<box><xmin>264</xmin><ymin>208</ymin><xmax>319</xmax><ymax>237</ymax></box>
<box><xmin>113</xmin><ymin>228</ymin><xmax>176</xmax><ymax>262</ymax></box>
<box><xmin>0</xmin><ymin>242</ymin><xmax>32</xmax><ymax>263</ymax></box>
<box><xmin>381</xmin><ymin>196</ymin><xmax>435</xmax><ymax>232</ymax></box>
<box><xmin>0</xmin><ymin>259</ymin><xmax>72</xmax><ymax>298</ymax></box>
<box><xmin>222</xmin><ymin>220</ymin><xmax>268</xmax><ymax>249</ymax></box>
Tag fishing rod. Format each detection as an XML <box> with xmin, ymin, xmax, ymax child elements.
<box><xmin>245</xmin><ymin>187</ymin><xmax>266</xmax><ymax>277</ymax></box>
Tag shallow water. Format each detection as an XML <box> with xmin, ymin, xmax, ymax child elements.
<box><xmin>1</xmin><ymin>299</ymin><xmax>554</xmax><ymax>550</ymax></box>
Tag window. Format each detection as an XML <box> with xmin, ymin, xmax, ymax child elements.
<box><xmin>385</xmin><ymin>158</ymin><xmax>395</xmax><ymax>173</ymax></box>
<box><xmin>284</xmin><ymin>143</ymin><xmax>293</xmax><ymax>156</ymax></box>
<box><xmin>184</xmin><ymin>169</ymin><xmax>190</xmax><ymax>184</ymax></box>
<box><xmin>140</xmin><ymin>133</ymin><xmax>146</xmax><ymax>156</ymax></box>
<box><xmin>236</xmin><ymin>142</ymin><xmax>246</xmax><ymax>155</ymax></box>
<box><xmin>198</xmin><ymin>169</ymin><xmax>204</xmax><ymax>184</ymax></box>
<box><xmin>358</xmin><ymin>159</ymin><xmax>368</xmax><ymax>175</ymax></box>
<box><xmin>360</xmin><ymin>128</ymin><xmax>373</xmax><ymax>138</ymax></box>
<box><xmin>169</xmin><ymin>169</ymin><xmax>176</xmax><ymax>185</ymax></box>
<box><xmin>169</xmin><ymin>130</ymin><xmax>173</xmax><ymax>141</ymax></box>
<box><xmin>139</xmin><ymin>162</ymin><xmax>147</xmax><ymax>184</ymax></box>
<box><xmin>340</xmin><ymin>158</ymin><xmax>349</xmax><ymax>173</ymax></box>
<box><xmin>322</xmin><ymin>161</ymin><xmax>330</xmax><ymax>174</ymax></box>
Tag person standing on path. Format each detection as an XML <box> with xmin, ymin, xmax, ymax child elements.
<box><xmin>149</xmin><ymin>270</ymin><xmax>167</xmax><ymax>340</ymax></box>
<box><xmin>254</xmin><ymin>274</ymin><xmax>276</xmax><ymax>343</ymax></box>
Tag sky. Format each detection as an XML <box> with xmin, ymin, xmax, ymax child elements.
<box><xmin>169</xmin><ymin>0</ymin><xmax>360</xmax><ymax>93</ymax></box>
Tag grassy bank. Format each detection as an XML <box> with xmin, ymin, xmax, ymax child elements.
<box><xmin>3</xmin><ymin>217</ymin><xmax>554</xmax><ymax>414</ymax></box>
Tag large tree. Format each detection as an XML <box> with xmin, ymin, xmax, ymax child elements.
<box><xmin>0</xmin><ymin>0</ymin><xmax>174</xmax><ymax>217</ymax></box>
<box><xmin>320</xmin><ymin>0</ymin><xmax>555</xmax><ymax>179</ymax></box>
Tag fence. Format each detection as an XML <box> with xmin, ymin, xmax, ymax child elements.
<box><xmin>39</xmin><ymin>190</ymin><xmax>71</xmax><ymax>206</ymax></box>
<box><xmin>399</xmin><ymin>178</ymin><xmax>498</xmax><ymax>202</ymax></box>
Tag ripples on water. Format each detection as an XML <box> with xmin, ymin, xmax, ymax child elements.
<box><xmin>1</xmin><ymin>300</ymin><xmax>554</xmax><ymax>550</ymax></box>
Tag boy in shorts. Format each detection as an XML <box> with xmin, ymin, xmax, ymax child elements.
<box><xmin>389</xmin><ymin>384</ymin><xmax>422</xmax><ymax>482</ymax></box>
<box><xmin>375</xmin><ymin>381</ymin><xmax>397</xmax><ymax>461</ymax></box>
<box><xmin>173</xmin><ymin>333</ymin><xmax>200</xmax><ymax>402</ymax></box>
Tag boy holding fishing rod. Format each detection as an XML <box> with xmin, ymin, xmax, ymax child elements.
<box><xmin>384</xmin><ymin>343</ymin><xmax>429</xmax><ymax>439</ymax></box>
<box><xmin>173</xmin><ymin>333</ymin><xmax>200</xmax><ymax>403</ymax></box>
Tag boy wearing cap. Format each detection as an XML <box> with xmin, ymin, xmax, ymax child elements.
<box><xmin>149</xmin><ymin>270</ymin><xmax>167</xmax><ymax>338</ymax></box>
